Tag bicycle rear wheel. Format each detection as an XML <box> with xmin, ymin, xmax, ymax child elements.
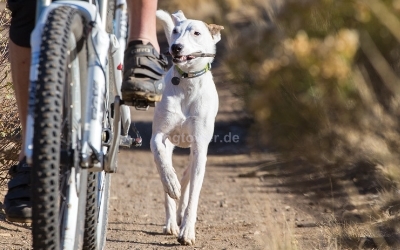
<box><xmin>31</xmin><ymin>6</ymin><xmax>88</xmax><ymax>250</ymax></box>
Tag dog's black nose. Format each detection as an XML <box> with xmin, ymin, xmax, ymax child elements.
<box><xmin>171</xmin><ymin>44</ymin><xmax>184</xmax><ymax>54</ymax></box>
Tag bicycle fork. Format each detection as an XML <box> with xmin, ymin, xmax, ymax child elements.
<box><xmin>25</xmin><ymin>1</ymin><xmax>134</xmax><ymax>173</ymax></box>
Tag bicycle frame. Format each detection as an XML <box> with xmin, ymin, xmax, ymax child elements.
<box><xmin>25</xmin><ymin>0</ymin><xmax>131</xmax><ymax>173</ymax></box>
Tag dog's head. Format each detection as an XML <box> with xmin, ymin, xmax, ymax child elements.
<box><xmin>167</xmin><ymin>10</ymin><xmax>224</xmax><ymax>70</ymax></box>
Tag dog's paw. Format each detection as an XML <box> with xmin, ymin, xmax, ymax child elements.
<box><xmin>177</xmin><ymin>224</ymin><xmax>196</xmax><ymax>246</ymax></box>
<box><xmin>162</xmin><ymin>170</ymin><xmax>181</xmax><ymax>199</ymax></box>
<box><xmin>163</xmin><ymin>221</ymin><xmax>179</xmax><ymax>236</ymax></box>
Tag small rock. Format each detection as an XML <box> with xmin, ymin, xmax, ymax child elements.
<box><xmin>285</xmin><ymin>206</ymin><xmax>291</xmax><ymax>211</ymax></box>
<box><xmin>295</xmin><ymin>221</ymin><xmax>317</xmax><ymax>228</ymax></box>
<box><xmin>243</xmin><ymin>234</ymin><xmax>252</xmax><ymax>239</ymax></box>
<box><xmin>220</xmin><ymin>200</ymin><xmax>228</xmax><ymax>208</ymax></box>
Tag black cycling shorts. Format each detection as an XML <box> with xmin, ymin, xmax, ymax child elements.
<box><xmin>7</xmin><ymin>0</ymin><xmax>36</xmax><ymax>48</ymax></box>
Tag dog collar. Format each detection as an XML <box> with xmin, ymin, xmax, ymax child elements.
<box><xmin>175</xmin><ymin>63</ymin><xmax>211</xmax><ymax>78</ymax></box>
<box><xmin>172</xmin><ymin>63</ymin><xmax>211</xmax><ymax>85</ymax></box>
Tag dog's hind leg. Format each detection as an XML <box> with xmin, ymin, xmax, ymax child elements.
<box><xmin>151</xmin><ymin>133</ymin><xmax>181</xmax><ymax>199</ymax></box>
<box><xmin>178</xmin><ymin>139</ymin><xmax>209</xmax><ymax>246</ymax></box>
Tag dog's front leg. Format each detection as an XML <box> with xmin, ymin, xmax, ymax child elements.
<box><xmin>151</xmin><ymin>133</ymin><xmax>181</xmax><ymax>199</ymax></box>
<box><xmin>178</xmin><ymin>140</ymin><xmax>208</xmax><ymax>246</ymax></box>
<box><xmin>177</xmin><ymin>165</ymin><xmax>191</xmax><ymax>227</ymax></box>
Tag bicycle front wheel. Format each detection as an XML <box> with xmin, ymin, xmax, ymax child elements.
<box><xmin>31</xmin><ymin>6</ymin><xmax>88</xmax><ymax>250</ymax></box>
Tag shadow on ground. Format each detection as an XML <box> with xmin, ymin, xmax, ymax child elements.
<box><xmin>126</xmin><ymin>118</ymin><xmax>252</xmax><ymax>155</ymax></box>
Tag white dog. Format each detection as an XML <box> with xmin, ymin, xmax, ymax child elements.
<box><xmin>150</xmin><ymin>10</ymin><xmax>223</xmax><ymax>245</ymax></box>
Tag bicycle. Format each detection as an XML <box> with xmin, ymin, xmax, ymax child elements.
<box><xmin>24</xmin><ymin>0</ymin><xmax>139</xmax><ymax>249</ymax></box>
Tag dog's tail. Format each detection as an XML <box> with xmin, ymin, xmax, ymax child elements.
<box><xmin>156</xmin><ymin>10</ymin><xmax>174</xmax><ymax>46</ymax></box>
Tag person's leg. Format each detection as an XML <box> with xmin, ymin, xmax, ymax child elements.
<box><xmin>4</xmin><ymin>41</ymin><xmax>32</xmax><ymax>223</ymax></box>
<box><xmin>4</xmin><ymin>0</ymin><xmax>36</xmax><ymax>223</ymax></box>
<box><xmin>127</xmin><ymin>0</ymin><xmax>159</xmax><ymax>53</ymax></box>
<box><xmin>122</xmin><ymin>0</ymin><xmax>167</xmax><ymax>104</ymax></box>
<box><xmin>9</xmin><ymin>40</ymin><xmax>30</xmax><ymax>161</ymax></box>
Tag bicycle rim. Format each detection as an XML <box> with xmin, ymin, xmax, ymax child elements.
<box><xmin>82</xmin><ymin>0</ymin><xmax>115</xmax><ymax>249</ymax></box>
<box><xmin>84</xmin><ymin>172</ymin><xmax>111</xmax><ymax>249</ymax></box>
<box><xmin>31</xmin><ymin>6</ymin><xmax>88</xmax><ymax>250</ymax></box>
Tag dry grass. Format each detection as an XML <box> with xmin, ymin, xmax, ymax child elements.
<box><xmin>0</xmin><ymin>6</ymin><xmax>19</xmax><ymax>188</ymax></box>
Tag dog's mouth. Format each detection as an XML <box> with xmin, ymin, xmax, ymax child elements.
<box><xmin>172</xmin><ymin>55</ymin><xmax>196</xmax><ymax>63</ymax></box>
<box><xmin>172</xmin><ymin>51</ymin><xmax>204</xmax><ymax>63</ymax></box>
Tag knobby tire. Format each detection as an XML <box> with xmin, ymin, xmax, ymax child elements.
<box><xmin>32</xmin><ymin>6</ymin><xmax>88</xmax><ymax>250</ymax></box>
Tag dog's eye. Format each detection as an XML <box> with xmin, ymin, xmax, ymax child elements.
<box><xmin>194</xmin><ymin>31</ymin><xmax>201</xmax><ymax>36</ymax></box>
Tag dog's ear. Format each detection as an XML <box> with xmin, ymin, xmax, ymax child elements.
<box><xmin>171</xmin><ymin>10</ymin><xmax>187</xmax><ymax>25</ymax></box>
<box><xmin>206</xmin><ymin>24</ymin><xmax>224</xmax><ymax>43</ymax></box>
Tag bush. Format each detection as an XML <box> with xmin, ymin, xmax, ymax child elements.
<box><xmin>0</xmin><ymin>6</ymin><xmax>19</xmax><ymax>187</ymax></box>
<box><xmin>225</xmin><ymin>0</ymin><xmax>400</xmax><ymax>168</ymax></box>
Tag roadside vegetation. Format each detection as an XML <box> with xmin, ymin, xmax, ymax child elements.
<box><xmin>162</xmin><ymin>0</ymin><xmax>400</xmax><ymax>248</ymax></box>
<box><xmin>0</xmin><ymin>4</ymin><xmax>17</xmax><ymax>187</ymax></box>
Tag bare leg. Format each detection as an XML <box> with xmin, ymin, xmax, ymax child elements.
<box><xmin>122</xmin><ymin>0</ymin><xmax>166</xmax><ymax>103</ymax></box>
<box><xmin>127</xmin><ymin>0</ymin><xmax>159</xmax><ymax>53</ymax></box>
<box><xmin>9</xmin><ymin>40</ymin><xmax>30</xmax><ymax>162</ymax></box>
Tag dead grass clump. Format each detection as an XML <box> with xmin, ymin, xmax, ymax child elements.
<box><xmin>0</xmin><ymin>6</ymin><xmax>19</xmax><ymax>188</ymax></box>
<box><xmin>324</xmin><ymin>208</ymin><xmax>400</xmax><ymax>249</ymax></box>
<box><xmin>328</xmin><ymin>222</ymin><xmax>379</xmax><ymax>249</ymax></box>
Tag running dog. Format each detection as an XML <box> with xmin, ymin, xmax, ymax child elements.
<box><xmin>151</xmin><ymin>10</ymin><xmax>223</xmax><ymax>245</ymax></box>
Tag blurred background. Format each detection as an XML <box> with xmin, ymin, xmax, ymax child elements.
<box><xmin>1</xmin><ymin>0</ymin><xmax>400</xmax><ymax>248</ymax></box>
<box><xmin>160</xmin><ymin>0</ymin><xmax>400</xmax><ymax>172</ymax></box>
<box><xmin>161</xmin><ymin>0</ymin><xmax>400</xmax><ymax>248</ymax></box>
